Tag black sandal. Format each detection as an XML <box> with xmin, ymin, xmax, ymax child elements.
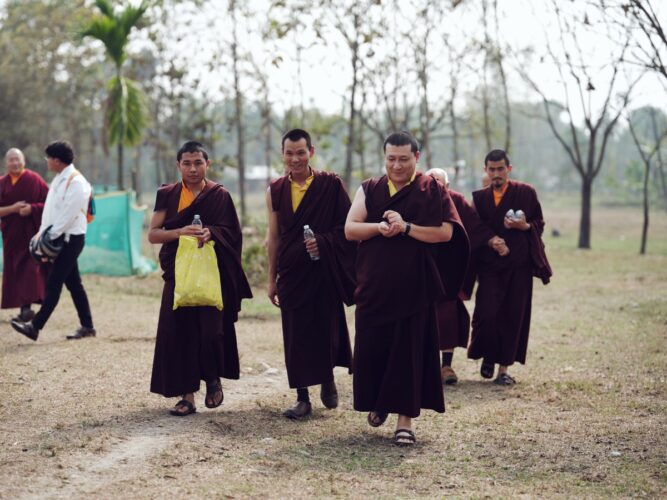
<box><xmin>480</xmin><ymin>360</ymin><xmax>495</xmax><ymax>379</ymax></box>
<box><xmin>205</xmin><ymin>379</ymin><xmax>224</xmax><ymax>409</ymax></box>
<box><xmin>170</xmin><ymin>399</ymin><xmax>196</xmax><ymax>416</ymax></box>
<box><xmin>493</xmin><ymin>373</ymin><xmax>516</xmax><ymax>386</ymax></box>
<box><xmin>367</xmin><ymin>411</ymin><xmax>388</xmax><ymax>428</ymax></box>
<box><xmin>394</xmin><ymin>428</ymin><xmax>416</xmax><ymax>446</ymax></box>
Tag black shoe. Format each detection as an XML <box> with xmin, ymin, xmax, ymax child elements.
<box><xmin>10</xmin><ymin>320</ymin><xmax>39</xmax><ymax>341</ymax></box>
<box><xmin>282</xmin><ymin>401</ymin><xmax>312</xmax><ymax>420</ymax></box>
<box><xmin>480</xmin><ymin>360</ymin><xmax>495</xmax><ymax>379</ymax></box>
<box><xmin>320</xmin><ymin>380</ymin><xmax>338</xmax><ymax>409</ymax></box>
<box><xmin>66</xmin><ymin>327</ymin><xmax>96</xmax><ymax>340</ymax></box>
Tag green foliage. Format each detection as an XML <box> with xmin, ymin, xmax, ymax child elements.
<box><xmin>242</xmin><ymin>241</ymin><xmax>268</xmax><ymax>287</ymax></box>
<box><xmin>78</xmin><ymin>0</ymin><xmax>149</xmax><ymax>67</ymax></box>
<box><xmin>106</xmin><ymin>76</ymin><xmax>147</xmax><ymax>147</ymax></box>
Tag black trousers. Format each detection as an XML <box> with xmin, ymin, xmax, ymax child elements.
<box><xmin>32</xmin><ymin>234</ymin><xmax>93</xmax><ymax>331</ymax></box>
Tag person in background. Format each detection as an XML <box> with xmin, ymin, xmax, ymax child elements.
<box><xmin>468</xmin><ymin>149</ymin><xmax>552</xmax><ymax>385</ymax></box>
<box><xmin>0</xmin><ymin>148</ymin><xmax>49</xmax><ymax>322</ymax></box>
<box><xmin>10</xmin><ymin>141</ymin><xmax>95</xmax><ymax>342</ymax></box>
<box><xmin>425</xmin><ymin>167</ymin><xmax>507</xmax><ymax>385</ymax></box>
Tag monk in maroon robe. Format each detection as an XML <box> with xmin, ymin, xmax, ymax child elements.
<box><xmin>149</xmin><ymin>141</ymin><xmax>252</xmax><ymax>416</ymax></box>
<box><xmin>346</xmin><ymin>132</ymin><xmax>469</xmax><ymax>446</ymax></box>
<box><xmin>425</xmin><ymin>168</ymin><xmax>506</xmax><ymax>385</ymax></box>
<box><xmin>468</xmin><ymin>149</ymin><xmax>552</xmax><ymax>385</ymax></box>
<box><xmin>0</xmin><ymin>148</ymin><xmax>48</xmax><ymax>321</ymax></box>
<box><xmin>267</xmin><ymin>129</ymin><xmax>355</xmax><ymax>420</ymax></box>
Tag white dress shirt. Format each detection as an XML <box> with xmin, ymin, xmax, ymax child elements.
<box><xmin>40</xmin><ymin>164</ymin><xmax>92</xmax><ymax>238</ymax></box>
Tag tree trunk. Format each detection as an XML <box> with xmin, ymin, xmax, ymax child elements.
<box><xmin>640</xmin><ymin>159</ymin><xmax>650</xmax><ymax>254</ymax></box>
<box><xmin>117</xmin><ymin>141</ymin><xmax>124</xmax><ymax>190</ymax></box>
<box><xmin>344</xmin><ymin>20</ymin><xmax>360</xmax><ymax>191</ymax></box>
<box><xmin>231</xmin><ymin>0</ymin><xmax>246</xmax><ymax>224</ymax></box>
<box><xmin>132</xmin><ymin>144</ymin><xmax>142</xmax><ymax>200</ymax></box>
<box><xmin>578</xmin><ymin>175</ymin><xmax>593</xmax><ymax>249</ymax></box>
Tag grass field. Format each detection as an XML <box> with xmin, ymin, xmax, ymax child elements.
<box><xmin>0</xmin><ymin>202</ymin><xmax>665</xmax><ymax>498</ymax></box>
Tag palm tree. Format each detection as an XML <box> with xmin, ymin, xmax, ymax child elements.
<box><xmin>79</xmin><ymin>0</ymin><xmax>149</xmax><ymax>190</ymax></box>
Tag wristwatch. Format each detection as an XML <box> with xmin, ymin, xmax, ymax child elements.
<box><xmin>403</xmin><ymin>222</ymin><xmax>412</xmax><ymax>236</ymax></box>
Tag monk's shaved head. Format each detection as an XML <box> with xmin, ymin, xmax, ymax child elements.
<box><xmin>426</xmin><ymin>168</ymin><xmax>449</xmax><ymax>188</ymax></box>
<box><xmin>5</xmin><ymin>148</ymin><xmax>26</xmax><ymax>175</ymax></box>
<box><xmin>5</xmin><ymin>148</ymin><xmax>25</xmax><ymax>162</ymax></box>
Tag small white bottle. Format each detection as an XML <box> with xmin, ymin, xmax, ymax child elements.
<box><xmin>514</xmin><ymin>209</ymin><xmax>525</xmax><ymax>221</ymax></box>
<box><xmin>192</xmin><ymin>214</ymin><xmax>203</xmax><ymax>247</ymax></box>
<box><xmin>303</xmin><ymin>225</ymin><xmax>319</xmax><ymax>261</ymax></box>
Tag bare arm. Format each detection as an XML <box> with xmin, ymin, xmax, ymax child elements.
<box><xmin>0</xmin><ymin>201</ymin><xmax>27</xmax><ymax>217</ymax></box>
<box><xmin>266</xmin><ymin>188</ymin><xmax>280</xmax><ymax>307</ymax></box>
<box><xmin>383</xmin><ymin>210</ymin><xmax>453</xmax><ymax>243</ymax></box>
<box><xmin>148</xmin><ymin>209</ymin><xmax>207</xmax><ymax>244</ymax></box>
<box><xmin>345</xmin><ymin>187</ymin><xmax>382</xmax><ymax>241</ymax></box>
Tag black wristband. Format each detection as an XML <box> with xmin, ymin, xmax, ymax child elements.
<box><xmin>403</xmin><ymin>222</ymin><xmax>412</xmax><ymax>236</ymax></box>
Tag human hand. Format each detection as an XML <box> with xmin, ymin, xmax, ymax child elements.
<box><xmin>196</xmin><ymin>227</ymin><xmax>211</xmax><ymax>247</ymax></box>
<box><xmin>18</xmin><ymin>204</ymin><xmax>32</xmax><ymax>217</ymax></box>
<box><xmin>305</xmin><ymin>236</ymin><xmax>320</xmax><ymax>258</ymax></box>
<box><xmin>12</xmin><ymin>201</ymin><xmax>27</xmax><ymax>214</ymax></box>
<box><xmin>504</xmin><ymin>214</ymin><xmax>529</xmax><ymax>231</ymax></box>
<box><xmin>268</xmin><ymin>281</ymin><xmax>280</xmax><ymax>307</ymax></box>
<box><xmin>497</xmin><ymin>243</ymin><xmax>510</xmax><ymax>256</ymax></box>
<box><xmin>378</xmin><ymin>220</ymin><xmax>402</xmax><ymax>238</ymax></box>
<box><xmin>382</xmin><ymin>210</ymin><xmax>406</xmax><ymax>232</ymax></box>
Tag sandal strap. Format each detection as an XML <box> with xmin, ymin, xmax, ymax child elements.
<box><xmin>174</xmin><ymin>399</ymin><xmax>194</xmax><ymax>411</ymax></box>
<box><xmin>206</xmin><ymin>379</ymin><xmax>222</xmax><ymax>392</ymax></box>
<box><xmin>394</xmin><ymin>428</ymin><xmax>416</xmax><ymax>443</ymax></box>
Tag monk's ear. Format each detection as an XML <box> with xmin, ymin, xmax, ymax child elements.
<box><xmin>414</xmin><ymin>150</ymin><xmax>420</xmax><ymax>162</ymax></box>
<box><xmin>507</xmin><ymin>164</ymin><xmax>512</xmax><ymax>173</ymax></box>
<box><xmin>309</xmin><ymin>146</ymin><xmax>315</xmax><ymax>157</ymax></box>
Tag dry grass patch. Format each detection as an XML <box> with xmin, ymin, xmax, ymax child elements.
<box><xmin>0</xmin><ymin>204</ymin><xmax>665</xmax><ymax>497</ymax></box>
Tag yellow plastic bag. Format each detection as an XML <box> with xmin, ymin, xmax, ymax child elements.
<box><xmin>173</xmin><ymin>236</ymin><xmax>223</xmax><ymax>310</ymax></box>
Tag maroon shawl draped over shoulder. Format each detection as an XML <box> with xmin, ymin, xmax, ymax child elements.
<box><xmin>270</xmin><ymin>171</ymin><xmax>355</xmax><ymax>387</ymax></box>
<box><xmin>150</xmin><ymin>181</ymin><xmax>252</xmax><ymax>396</ymax></box>
<box><xmin>472</xmin><ymin>180</ymin><xmax>551</xmax><ymax>283</ymax></box>
<box><xmin>354</xmin><ymin>173</ymin><xmax>469</xmax><ymax>330</ymax></box>
<box><xmin>435</xmin><ymin>189</ymin><xmax>491</xmax><ymax>349</ymax></box>
<box><xmin>271</xmin><ymin>170</ymin><xmax>356</xmax><ymax>308</ymax></box>
<box><xmin>352</xmin><ymin>172</ymin><xmax>469</xmax><ymax>417</ymax></box>
<box><xmin>0</xmin><ymin>170</ymin><xmax>48</xmax><ymax>308</ymax></box>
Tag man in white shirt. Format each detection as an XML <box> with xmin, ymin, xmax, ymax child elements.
<box><xmin>11</xmin><ymin>141</ymin><xmax>96</xmax><ymax>341</ymax></box>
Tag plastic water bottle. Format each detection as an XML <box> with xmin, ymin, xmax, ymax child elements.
<box><xmin>303</xmin><ymin>225</ymin><xmax>319</xmax><ymax>261</ymax></box>
<box><xmin>505</xmin><ymin>209</ymin><xmax>515</xmax><ymax>220</ymax></box>
<box><xmin>192</xmin><ymin>214</ymin><xmax>203</xmax><ymax>247</ymax></box>
<box><xmin>515</xmin><ymin>209</ymin><xmax>525</xmax><ymax>221</ymax></box>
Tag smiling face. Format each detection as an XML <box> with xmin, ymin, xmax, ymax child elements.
<box><xmin>484</xmin><ymin>158</ymin><xmax>512</xmax><ymax>190</ymax></box>
<box><xmin>177</xmin><ymin>151</ymin><xmax>209</xmax><ymax>189</ymax></box>
<box><xmin>282</xmin><ymin>138</ymin><xmax>313</xmax><ymax>180</ymax></box>
<box><xmin>5</xmin><ymin>149</ymin><xmax>25</xmax><ymax>176</ymax></box>
<box><xmin>385</xmin><ymin>143</ymin><xmax>419</xmax><ymax>189</ymax></box>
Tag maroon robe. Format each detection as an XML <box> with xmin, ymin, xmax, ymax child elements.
<box><xmin>270</xmin><ymin>171</ymin><xmax>356</xmax><ymax>388</ymax></box>
<box><xmin>468</xmin><ymin>180</ymin><xmax>552</xmax><ymax>366</ymax></box>
<box><xmin>150</xmin><ymin>180</ymin><xmax>252</xmax><ymax>397</ymax></box>
<box><xmin>353</xmin><ymin>173</ymin><xmax>469</xmax><ymax>418</ymax></box>
<box><xmin>435</xmin><ymin>189</ymin><xmax>496</xmax><ymax>350</ymax></box>
<box><xmin>0</xmin><ymin>169</ymin><xmax>49</xmax><ymax>309</ymax></box>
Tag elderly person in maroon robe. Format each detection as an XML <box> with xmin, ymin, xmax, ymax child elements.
<box><xmin>468</xmin><ymin>149</ymin><xmax>552</xmax><ymax>386</ymax></box>
<box><xmin>0</xmin><ymin>148</ymin><xmax>49</xmax><ymax>322</ymax></box>
<box><xmin>266</xmin><ymin>129</ymin><xmax>356</xmax><ymax>420</ymax></box>
<box><xmin>345</xmin><ymin>132</ymin><xmax>469</xmax><ymax>446</ymax></box>
<box><xmin>148</xmin><ymin>141</ymin><xmax>252</xmax><ymax>416</ymax></box>
<box><xmin>425</xmin><ymin>168</ymin><xmax>507</xmax><ymax>385</ymax></box>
